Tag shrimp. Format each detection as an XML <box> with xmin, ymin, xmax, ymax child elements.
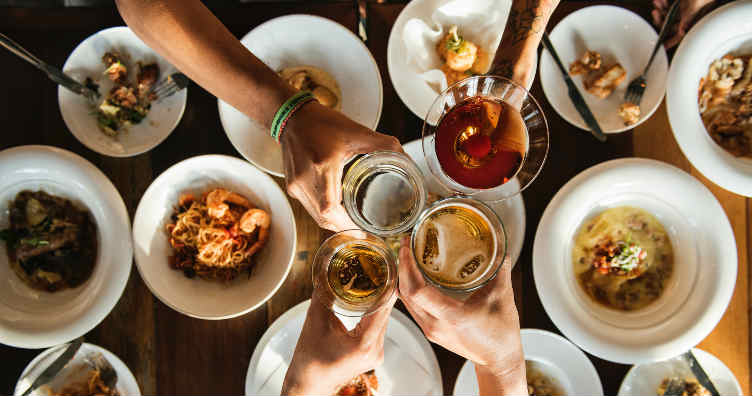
<box><xmin>438</xmin><ymin>26</ymin><xmax>478</xmax><ymax>72</ymax></box>
<box><xmin>205</xmin><ymin>188</ymin><xmax>251</xmax><ymax>220</ymax></box>
<box><xmin>239</xmin><ymin>209</ymin><xmax>270</xmax><ymax>256</ymax></box>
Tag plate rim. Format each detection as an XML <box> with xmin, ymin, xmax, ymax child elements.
<box><xmin>131</xmin><ymin>154</ymin><xmax>297</xmax><ymax>320</ymax></box>
<box><xmin>532</xmin><ymin>157</ymin><xmax>737</xmax><ymax>364</ymax></box>
<box><xmin>0</xmin><ymin>145</ymin><xmax>132</xmax><ymax>348</ymax></box>
<box><xmin>58</xmin><ymin>26</ymin><xmax>188</xmax><ymax>158</ymax></box>
<box><xmin>219</xmin><ymin>13</ymin><xmax>384</xmax><ymax>178</ymax></box>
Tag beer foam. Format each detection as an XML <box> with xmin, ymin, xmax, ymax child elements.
<box><xmin>415</xmin><ymin>203</ymin><xmax>496</xmax><ymax>286</ymax></box>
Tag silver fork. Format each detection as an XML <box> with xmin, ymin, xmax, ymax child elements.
<box><xmin>624</xmin><ymin>0</ymin><xmax>682</xmax><ymax>105</ymax></box>
<box><xmin>152</xmin><ymin>72</ymin><xmax>189</xmax><ymax>102</ymax></box>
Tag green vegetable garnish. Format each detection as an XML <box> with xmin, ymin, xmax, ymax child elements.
<box><xmin>446</xmin><ymin>26</ymin><xmax>465</xmax><ymax>53</ymax></box>
<box><xmin>21</xmin><ymin>237</ymin><xmax>50</xmax><ymax>247</ymax></box>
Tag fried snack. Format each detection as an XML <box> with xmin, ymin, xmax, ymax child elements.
<box><xmin>55</xmin><ymin>369</ymin><xmax>118</xmax><ymax>396</ymax></box>
<box><xmin>618</xmin><ymin>102</ymin><xmax>641</xmax><ymax>126</ymax></box>
<box><xmin>336</xmin><ymin>370</ymin><xmax>378</xmax><ymax>396</ymax></box>
<box><xmin>436</xmin><ymin>25</ymin><xmax>488</xmax><ymax>85</ymax></box>
<box><xmin>279</xmin><ymin>66</ymin><xmax>342</xmax><ymax>110</ymax></box>
<box><xmin>569</xmin><ymin>50</ymin><xmax>602</xmax><ymax>76</ymax></box>
<box><xmin>585</xmin><ymin>64</ymin><xmax>627</xmax><ymax>99</ymax></box>
<box><xmin>657</xmin><ymin>377</ymin><xmax>711</xmax><ymax>396</ymax></box>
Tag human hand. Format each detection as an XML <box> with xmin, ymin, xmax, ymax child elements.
<box><xmin>281</xmin><ymin>291</ymin><xmax>396</xmax><ymax>395</ymax></box>
<box><xmin>397</xmin><ymin>238</ymin><xmax>526</xmax><ymax>395</ymax></box>
<box><xmin>281</xmin><ymin>102</ymin><xmax>402</xmax><ymax>232</ymax></box>
<box><xmin>652</xmin><ymin>0</ymin><xmax>718</xmax><ymax>48</ymax></box>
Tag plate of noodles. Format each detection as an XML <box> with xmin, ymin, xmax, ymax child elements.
<box><xmin>132</xmin><ymin>155</ymin><xmax>296</xmax><ymax>319</ymax></box>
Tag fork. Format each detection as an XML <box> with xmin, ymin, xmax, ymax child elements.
<box><xmin>152</xmin><ymin>72</ymin><xmax>190</xmax><ymax>102</ymax></box>
<box><xmin>624</xmin><ymin>0</ymin><xmax>682</xmax><ymax>105</ymax></box>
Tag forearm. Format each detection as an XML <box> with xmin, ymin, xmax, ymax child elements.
<box><xmin>115</xmin><ymin>0</ymin><xmax>295</xmax><ymax>128</ymax></box>
<box><xmin>475</xmin><ymin>360</ymin><xmax>527</xmax><ymax>396</ymax></box>
<box><xmin>490</xmin><ymin>0</ymin><xmax>560</xmax><ymax>86</ymax></box>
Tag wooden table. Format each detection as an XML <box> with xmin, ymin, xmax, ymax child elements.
<box><xmin>0</xmin><ymin>1</ymin><xmax>749</xmax><ymax>395</ymax></box>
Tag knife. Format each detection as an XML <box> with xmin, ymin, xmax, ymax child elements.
<box><xmin>541</xmin><ymin>33</ymin><xmax>607</xmax><ymax>142</ymax></box>
<box><xmin>682</xmin><ymin>351</ymin><xmax>720</xmax><ymax>396</ymax></box>
<box><xmin>21</xmin><ymin>338</ymin><xmax>84</xmax><ymax>396</ymax></box>
<box><xmin>0</xmin><ymin>33</ymin><xmax>99</xmax><ymax>103</ymax></box>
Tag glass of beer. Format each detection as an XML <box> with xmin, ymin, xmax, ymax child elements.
<box><xmin>312</xmin><ymin>230</ymin><xmax>398</xmax><ymax>317</ymax></box>
<box><xmin>410</xmin><ymin>196</ymin><xmax>507</xmax><ymax>293</ymax></box>
<box><xmin>422</xmin><ymin>75</ymin><xmax>549</xmax><ymax>201</ymax></box>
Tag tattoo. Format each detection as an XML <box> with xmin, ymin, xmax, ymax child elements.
<box><xmin>501</xmin><ymin>0</ymin><xmax>555</xmax><ymax>47</ymax></box>
<box><xmin>490</xmin><ymin>59</ymin><xmax>515</xmax><ymax>79</ymax></box>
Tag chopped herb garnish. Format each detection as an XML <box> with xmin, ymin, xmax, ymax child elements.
<box><xmin>21</xmin><ymin>237</ymin><xmax>50</xmax><ymax>247</ymax></box>
<box><xmin>446</xmin><ymin>26</ymin><xmax>465</xmax><ymax>53</ymax></box>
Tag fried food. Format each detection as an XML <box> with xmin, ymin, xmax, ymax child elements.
<box><xmin>436</xmin><ymin>25</ymin><xmax>488</xmax><ymax>85</ymax></box>
<box><xmin>619</xmin><ymin>102</ymin><xmax>641</xmax><ymax>126</ymax></box>
<box><xmin>280</xmin><ymin>66</ymin><xmax>342</xmax><ymax>110</ymax></box>
<box><xmin>569</xmin><ymin>50</ymin><xmax>602</xmax><ymax>76</ymax></box>
<box><xmin>55</xmin><ymin>369</ymin><xmax>118</xmax><ymax>396</ymax></box>
<box><xmin>657</xmin><ymin>377</ymin><xmax>711</xmax><ymax>396</ymax></box>
<box><xmin>585</xmin><ymin>64</ymin><xmax>627</xmax><ymax>99</ymax></box>
<box><xmin>698</xmin><ymin>54</ymin><xmax>752</xmax><ymax>157</ymax></box>
<box><xmin>336</xmin><ymin>370</ymin><xmax>378</xmax><ymax>396</ymax></box>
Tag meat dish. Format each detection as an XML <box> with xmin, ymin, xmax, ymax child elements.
<box><xmin>0</xmin><ymin>190</ymin><xmax>98</xmax><ymax>292</ymax></box>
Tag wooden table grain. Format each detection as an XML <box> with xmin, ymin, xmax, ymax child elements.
<box><xmin>0</xmin><ymin>2</ymin><xmax>749</xmax><ymax>395</ymax></box>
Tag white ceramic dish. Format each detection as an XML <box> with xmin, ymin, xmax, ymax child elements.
<box><xmin>533</xmin><ymin>158</ymin><xmax>736</xmax><ymax>364</ymax></box>
<box><xmin>0</xmin><ymin>146</ymin><xmax>132</xmax><ymax>348</ymax></box>
<box><xmin>59</xmin><ymin>26</ymin><xmax>187</xmax><ymax>158</ymax></box>
<box><xmin>132</xmin><ymin>155</ymin><xmax>296</xmax><ymax>319</ymax></box>
<box><xmin>453</xmin><ymin>329</ymin><xmax>603</xmax><ymax>395</ymax></box>
<box><xmin>14</xmin><ymin>342</ymin><xmax>141</xmax><ymax>396</ymax></box>
<box><xmin>618</xmin><ymin>348</ymin><xmax>742</xmax><ymax>396</ymax></box>
<box><xmin>219</xmin><ymin>14</ymin><xmax>383</xmax><ymax>177</ymax></box>
<box><xmin>244</xmin><ymin>299</ymin><xmax>443</xmax><ymax>395</ymax></box>
<box><xmin>403</xmin><ymin>139</ymin><xmax>525</xmax><ymax>266</ymax></box>
<box><xmin>388</xmin><ymin>0</ymin><xmax>536</xmax><ymax>120</ymax></box>
<box><xmin>539</xmin><ymin>5</ymin><xmax>668</xmax><ymax>133</ymax></box>
<box><xmin>666</xmin><ymin>0</ymin><xmax>751</xmax><ymax>197</ymax></box>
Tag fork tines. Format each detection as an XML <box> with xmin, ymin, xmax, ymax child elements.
<box><xmin>152</xmin><ymin>73</ymin><xmax>189</xmax><ymax>102</ymax></box>
<box><xmin>624</xmin><ymin>76</ymin><xmax>646</xmax><ymax>105</ymax></box>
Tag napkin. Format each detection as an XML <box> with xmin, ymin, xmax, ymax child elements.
<box><xmin>402</xmin><ymin>0</ymin><xmax>509</xmax><ymax>93</ymax></box>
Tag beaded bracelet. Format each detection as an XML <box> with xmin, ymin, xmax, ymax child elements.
<box><xmin>270</xmin><ymin>91</ymin><xmax>316</xmax><ymax>143</ymax></box>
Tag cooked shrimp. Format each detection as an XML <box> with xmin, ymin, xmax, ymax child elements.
<box><xmin>439</xmin><ymin>26</ymin><xmax>478</xmax><ymax>72</ymax></box>
<box><xmin>239</xmin><ymin>209</ymin><xmax>270</xmax><ymax>256</ymax></box>
<box><xmin>205</xmin><ymin>188</ymin><xmax>251</xmax><ymax>220</ymax></box>
<box><xmin>178</xmin><ymin>193</ymin><xmax>195</xmax><ymax>207</ymax></box>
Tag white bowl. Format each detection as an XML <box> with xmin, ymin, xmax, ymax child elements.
<box><xmin>539</xmin><ymin>5</ymin><xmax>668</xmax><ymax>133</ymax></box>
<box><xmin>666</xmin><ymin>0</ymin><xmax>751</xmax><ymax>197</ymax></box>
<box><xmin>402</xmin><ymin>139</ymin><xmax>526</xmax><ymax>266</ymax></box>
<box><xmin>0</xmin><ymin>146</ymin><xmax>132</xmax><ymax>348</ymax></box>
<box><xmin>453</xmin><ymin>329</ymin><xmax>603</xmax><ymax>395</ymax></box>
<box><xmin>59</xmin><ymin>26</ymin><xmax>187</xmax><ymax>158</ymax></box>
<box><xmin>219</xmin><ymin>14</ymin><xmax>383</xmax><ymax>177</ymax></box>
<box><xmin>132</xmin><ymin>155</ymin><xmax>296</xmax><ymax>319</ymax></box>
<box><xmin>14</xmin><ymin>342</ymin><xmax>141</xmax><ymax>396</ymax></box>
<box><xmin>618</xmin><ymin>348</ymin><xmax>742</xmax><ymax>396</ymax></box>
<box><xmin>533</xmin><ymin>158</ymin><xmax>737</xmax><ymax>364</ymax></box>
<box><xmin>244</xmin><ymin>299</ymin><xmax>443</xmax><ymax>395</ymax></box>
<box><xmin>387</xmin><ymin>0</ymin><xmax>536</xmax><ymax>119</ymax></box>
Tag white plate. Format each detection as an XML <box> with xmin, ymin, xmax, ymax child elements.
<box><xmin>403</xmin><ymin>139</ymin><xmax>525</xmax><ymax>266</ymax></box>
<box><xmin>14</xmin><ymin>342</ymin><xmax>141</xmax><ymax>396</ymax></box>
<box><xmin>533</xmin><ymin>158</ymin><xmax>737</xmax><ymax>364</ymax></box>
<box><xmin>618</xmin><ymin>348</ymin><xmax>742</xmax><ymax>396</ymax></box>
<box><xmin>666</xmin><ymin>0</ymin><xmax>752</xmax><ymax>197</ymax></box>
<box><xmin>219</xmin><ymin>15</ymin><xmax>383</xmax><ymax>177</ymax></box>
<box><xmin>59</xmin><ymin>26</ymin><xmax>187</xmax><ymax>158</ymax></box>
<box><xmin>132</xmin><ymin>155</ymin><xmax>296</xmax><ymax>319</ymax></box>
<box><xmin>453</xmin><ymin>329</ymin><xmax>603</xmax><ymax>395</ymax></box>
<box><xmin>0</xmin><ymin>146</ymin><xmax>132</xmax><ymax>348</ymax></box>
<box><xmin>244</xmin><ymin>299</ymin><xmax>443</xmax><ymax>395</ymax></box>
<box><xmin>388</xmin><ymin>0</ymin><xmax>536</xmax><ymax>120</ymax></box>
<box><xmin>539</xmin><ymin>5</ymin><xmax>668</xmax><ymax>133</ymax></box>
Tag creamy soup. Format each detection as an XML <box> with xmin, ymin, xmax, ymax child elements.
<box><xmin>572</xmin><ymin>206</ymin><xmax>673</xmax><ymax>311</ymax></box>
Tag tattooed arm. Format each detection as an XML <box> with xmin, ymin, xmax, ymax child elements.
<box><xmin>490</xmin><ymin>0</ymin><xmax>560</xmax><ymax>87</ymax></box>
